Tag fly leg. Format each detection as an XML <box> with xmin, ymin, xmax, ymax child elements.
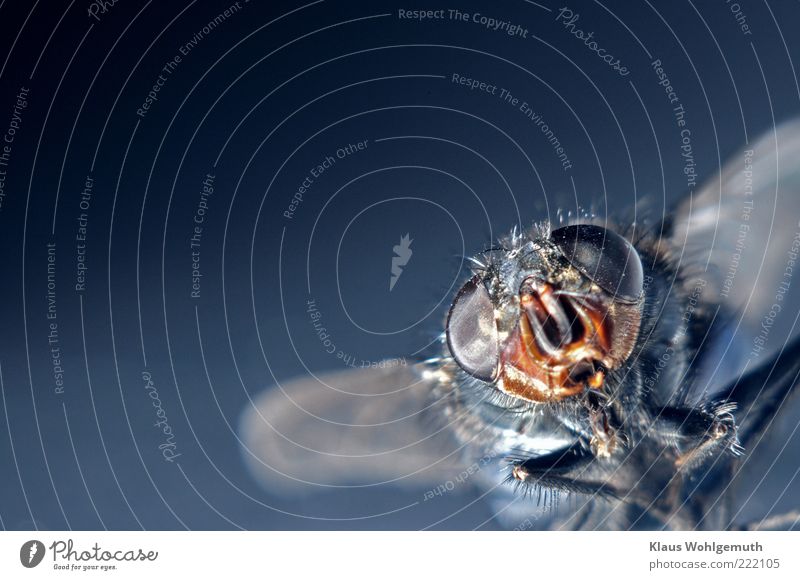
<box><xmin>507</xmin><ymin>442</ymin><xmax>619</xmax><ymax>498</ymax></box>
<box><xmin>651</xmin><ymin>403</ymin><xmax>741</xmax><ymax>471</ymax></box>
<box><xmin>718</xmin><ymin>332</ymin><xmax>800</xmax><ymax>448</ymax></box>
<box><xmin>583</xmin><ymin>392</ymin><xmax>625</xmax><ymax>459</ymax></box>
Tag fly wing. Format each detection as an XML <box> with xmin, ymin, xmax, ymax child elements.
<box><xmin>239</xmin><ymin>363</ymin><xmax>467</xmax><ymax>497</ymax></box>
<box><xmin>668</xmin><ymin>119</ymin><xmax>800</xmax><ymax>393</ymax></box>
<box><xmin>668</xmin><ymin>120</ymin><xmax>800</xmax><ymax>527</ymax></box>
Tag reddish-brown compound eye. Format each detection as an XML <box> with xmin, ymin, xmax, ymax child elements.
<box><xmin>550</xmin><ymin>224</ymin><xmax>644</xmax><ymax>304</ymax></box>
<box><xmin>446</xmin><ymin>275</ymin><xmax>500</xmax><ymax>382</ymax></box>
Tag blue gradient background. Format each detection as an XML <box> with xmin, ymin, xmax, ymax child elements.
<box><xmin>1</xmin><ymin>0</ymin><xmax>800</xmax><ymax>529</ymax></box>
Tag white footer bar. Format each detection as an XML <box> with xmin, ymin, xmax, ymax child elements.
<box><xmin>1</xmin><ymin>531</ymin><xmax>798</xmax><ymax>579</ymax></box>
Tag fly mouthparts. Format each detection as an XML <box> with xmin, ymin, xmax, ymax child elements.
<box><xmin>520</xmin><ymin>282</ymin><xmax>583</xmax><ymax>355</ymax></box>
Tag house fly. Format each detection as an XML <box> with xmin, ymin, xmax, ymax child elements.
<box><xmin>241</xmin><ymin>120</ymin><xmax>800</xmax><ymax>530</ymax></box>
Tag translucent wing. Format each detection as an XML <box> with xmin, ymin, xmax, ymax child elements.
<box><xmin>668</xmin><ymin>120</ymin><xmax>800</xmax><ymax>527</ymax></box>
<box><xmin>669</xmin><ymin>119</ymin><xmax>800</xmax><ymax>363</ymax></box>
<box><xmin>239</xmin><ymin>363</ymin><xmax>467</xmax><ymax>497</ymax></box>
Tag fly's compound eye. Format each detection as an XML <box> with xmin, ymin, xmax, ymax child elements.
<box><xmin>550</xmin><ymin>224</ymin><xmax>644</xmax><ymax>304</ymax></box>
<box><xmin>446</xmin><ymin>275</ymin><xmax>500</xmax><ymax>382</ymax></box>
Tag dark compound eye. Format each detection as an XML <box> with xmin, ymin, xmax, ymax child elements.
<box><xmin>550</xmin><ymin>224</ymin><xmax>644</xmax><ymax>304</ymax></box>
<box><xmin>446</xmin><ymin>275</ymin><xmax>500</xmax><ymax>382</ymax></box>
